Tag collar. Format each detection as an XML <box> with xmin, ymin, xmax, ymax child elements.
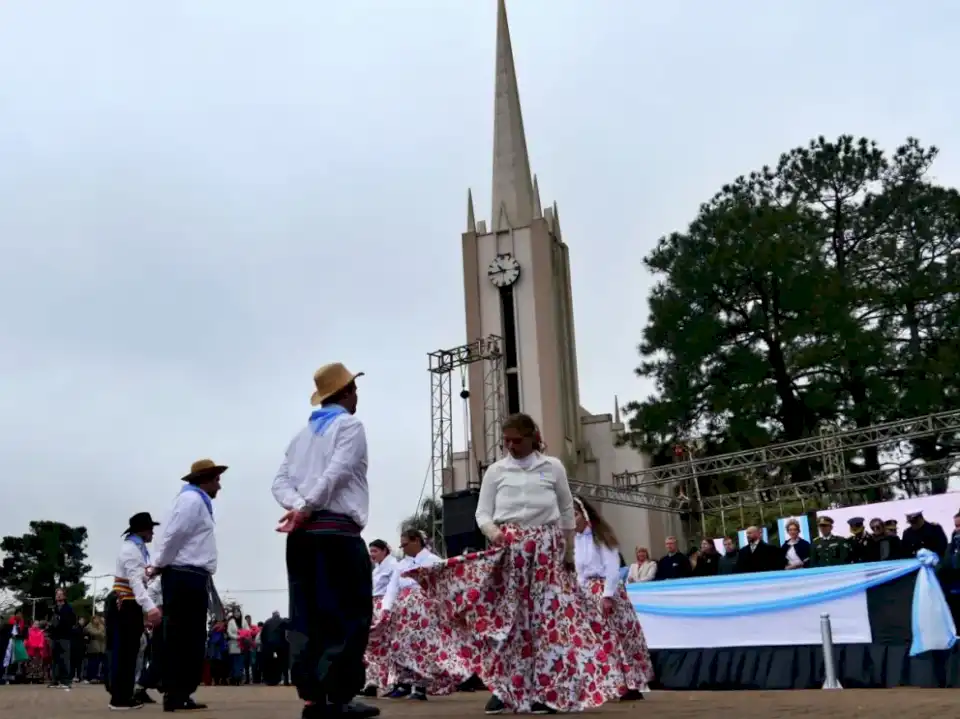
<box><xmin>503</xmin><ymin>452</ymin><xmax>550</xmax><ymax>471</ymax></box>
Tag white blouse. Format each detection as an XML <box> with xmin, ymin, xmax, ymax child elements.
<box><xmin>627</xmin><ymin>561</ymin><xmax>657</xmax><ymax>583</ymax></box>
<box><xmin>574</xmin><ymin>529</ymin><xmax>621</xmax><ymax>598</ymax></box>
<box><xmin>372</xmin><ymin>555</ymin><xmax>398</xmax><ymax>597</ymax></box>
<box><xmin>381</xmin><ymin>548</ymin><xmax>443</xmax><ymax>611</ymax></box>
<box><xmin>475</xmin><ymin>453</ymin><xmax>575</xmax><ymax>538</ymax></box>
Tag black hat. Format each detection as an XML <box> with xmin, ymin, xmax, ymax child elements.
<box><xmin>847</xmin><ymin>517</ymin><xmax>865</xmax><ymax>527</ymax></box>
<box><xmin>123</xmin><ymin>512</ymin><xmax>160</xmax><ymax>536</ymax></box>
<box><xmin>884</xmin><ymin>519</ymin><xmax>898</xmax><ymax>528</ymax></box>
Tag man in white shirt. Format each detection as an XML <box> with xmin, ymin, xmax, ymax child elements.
<box><xmin>271</xmin><ymin>363</ymin><xmax>378</xmax><ymax>719</ymax></box>
<box><xmin>150</xmin><ymin>458</ymin><xmax>226</xmax><ymax>713</ymax></box>
<box><xmin>107</xmin><ymin>511</ymin><xmax>162</xmax><ymax>711</ymax></box>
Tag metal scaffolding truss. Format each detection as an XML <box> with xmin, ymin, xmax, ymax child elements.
<box><xmin>572</xmin><ymin>456</ymin><xmax>960</xmax><ymax>517</ymax></box>
<box><xmin>428</xmin><ymin>336</ymin><xmax>505</xmax><ymax>548</ymax></box>
<box><xmin>614</xmin><ymin>409</ymin><xmax>960</xmax><ymax>490</ymax></box>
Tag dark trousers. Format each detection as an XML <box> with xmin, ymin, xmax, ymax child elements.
<box><xmin>263</xmin><ymin>644</ymin><xmax>290</xmax><ymax>685</ymax></box>
<box><xmin>287</xmin><ymin>532</ymin><xmax>372</xmax><ymax>705</ymax></box>
<box><xmin>161</xmin><ymin>567</ymin><xmax>209</xmax><ymax>702</ymax></box>
<box><xmin>105</xmin><ymin>600</ymin><xmax>145</xmax><ymax>704</ymax></box>
<box><xmin>52</xmin><ymin>639</ymin><xmax>72</xmax><ymax>686</ymax></box>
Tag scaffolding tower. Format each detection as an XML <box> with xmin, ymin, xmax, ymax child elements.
<box><xmin>427</xmin><ymin>335</ymin><xmax>505</xmax><ymax>550</ymax></box>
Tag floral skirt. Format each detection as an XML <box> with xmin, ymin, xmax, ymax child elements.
<box><xmin>582</xmin><ymin>578</ymin><xmax>653</xmax><ymax>691</ymax></box>
<box><xmin>385</xmin><ymin>586</ymin><xmax>472</xmax><ymax>694</ymax></box>
<box><xmin>408</xmin><ymin>524</ymin><xmax>627</xmax><ymax>712</ymax></box>
<box><xmin>364</xmin><ymin>596</ymin><xmax>391</xmax><ymax>691</ymax></box>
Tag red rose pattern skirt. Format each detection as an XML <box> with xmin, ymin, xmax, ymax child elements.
<box><xmin>583</xmin><ymin>577</ymin><xmax>653</xmax><ymax>691</ymax></box>
<box><xmin>384</xmin><ymin>586</ymin><xmax>473</xmax><ymax>694</ymax></box>
<box><xmin>407</xmin><ymin>524</ymin><xmax>628</xmax><ymax>713</ymax></box>
<box><xmin>364</xmin><ymin>596</ymin><xmax>391</xmax><ymax>691</ymax></box>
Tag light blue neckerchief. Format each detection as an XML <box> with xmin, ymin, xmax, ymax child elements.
<box><xmin>127</xmin><ymin>534</ymin><xmax>150</xmax><ymax>564</ymax></box>
<box><xmin>181</xmin><ymin>484</ymin><xmax>214</xmax><ymax>519</ymax></box>
<box><xmin>309</xmin><ymin>405</ymin><xmax>347</xmax><ymax>436</ymax></box>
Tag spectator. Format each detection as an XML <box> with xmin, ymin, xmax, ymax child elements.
<box><xmin>48</xmin><ymin>588</ymin><xmax>76</xmax><ymax>689</ymax></box>
<box><xmin>781</xmin><ymin>519</ymin><xmax>811</xmax><ymax>570</ymax></box>
<box><xmin>864</xmin><ymin>517</ymin><xmax>904</xmax><ymax>562</ymax></box>
<box><xmin>654</xmin><ymin>536</ymin><xmax>692</xmax><ymax>581</ymax></box>
<box><xmin>692</xmin><ymin>539</ymin><xmax>719</xmax><ymax>577</ymax></box>
<box><xmin>84</xmin><ymin>615</ymin><xmax>106</xmax><ymax>683</ymax></box>
<box><xmin>735</xmin><ymin>526</ymin><xmax>781</xmax><ymax>573</ymax></box>
<box><xmin>626</xmin><ymin>547</ymin><xmax>657</xmax><ymax>583</ymax></box>
<box><xmin>718</xmin><ymin>536</ymin><xmax>738</xmax><ymax>575</ymax></box>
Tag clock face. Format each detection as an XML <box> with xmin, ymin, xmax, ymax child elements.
<box><xmin>487</xmin><ymin>254</ymin><xmax>521</xmax><ymax>288</ymax></box>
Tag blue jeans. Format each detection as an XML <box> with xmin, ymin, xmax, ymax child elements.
<box><xmin>231</xmin><ymin>654</ymin><xmax>244</xmax><ymax>682</ymax></box>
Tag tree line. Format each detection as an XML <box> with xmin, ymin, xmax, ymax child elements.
<box><xmin>624</xmin><ymin>135</ymin><xmax>959</xmax><ymax>504</ymax></box>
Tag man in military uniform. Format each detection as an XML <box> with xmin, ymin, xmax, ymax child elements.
<box><xmin>884</xmin><ymin>519</ymin><xmax>899</xmax><ymax>536</ymax></box>
<box><xmin>901</xmin><ymin>511</ymin><xmax>948</xmax><ymax>558</ymax></box>
<box><xmin>810</xmin><ymin>516</ymin><xmax>852</xmax><ymax>567</ymax></box>
<box><xmin>847</xmin><ymin>517</ymin><xmax>872</xmax><ymax>563</ymax></box>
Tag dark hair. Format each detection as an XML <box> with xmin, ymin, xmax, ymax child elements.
<box><xmin>574</xmin><ymin>495</ymin><xmax>619</xmax><ymax>549</ymax></box>
<box><xmin>321</xmin><ymin>381</ymin><xmax>357</xmax><ymax>407</ymax></box>
<box><xmin>724</xmin><ymin>534</ymin><xmax>738</xmax><ymax>545</ymax></box>
<box><xmin>400</xmin><ymin>528</ymin><xmax>425</xmax><ymax>545</ymax></box>
<box><xmin>502</xmin><ymin>413</ymin><xmax>545</xmax><ymax>452</ymax></box>
<box><xmin>369</xmin><ymin>539</ymin><xmax>390</xmax><ymax>553</ymax></box>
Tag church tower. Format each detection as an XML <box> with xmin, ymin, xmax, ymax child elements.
<box><xmin>462</xmin><ymin>0</ymin><xmax>582</xmax><ymax>468</ymax></box>
<box><xmin>451</xmin><ymin>0</ymin><xmax>684</xmax><ymax>555</ymax></box>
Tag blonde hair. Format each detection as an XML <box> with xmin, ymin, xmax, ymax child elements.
<box><xmin>785</xmin><ymin>519</ymin><xmax>800</xmax><ymax>532</ymax></box>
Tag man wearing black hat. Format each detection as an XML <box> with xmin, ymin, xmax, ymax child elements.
<box><xmin>810</xmin><ymin>517</ymin><xmax>852</xmax><ymax>567</ymax></box>
<box><xmin>271</xmin><ymin>363</ymin><xmax>378</xmax><ymax>719</ymax></box>
<box><xmin>846</xmin><ymin>517</ymin><xmax>872</xmax><ymax>563</ymax></box>
<box><xmin>149</xmin><ymin>458</ymin><xmax>227</xmax><ymax>713</ymax></box>
<box><xmin>901</xmin><ymin>511</ymin><xmax>948</xmax><ymax>558</ymax></box>
<box><xmin>106</xmin><ymin>512</ymin><xmax>162</xmax><ymax>710</ymax></box>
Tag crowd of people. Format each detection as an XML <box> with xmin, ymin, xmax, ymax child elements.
<box><xmin>2</xmin><ymin>361</ymin><xmax>957</xmax><ymax>719</ymax></box>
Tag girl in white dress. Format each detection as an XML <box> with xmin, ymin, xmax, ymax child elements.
<box><xmin>360</xmin><ymin>539</ymin><xmax>397</xmax><ymax>696</ymax></box>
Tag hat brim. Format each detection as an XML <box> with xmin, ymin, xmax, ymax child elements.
<box><xmin>181</xmin><ymin>465</ymin><xmax>229</xmax><ymax>482</ymax></box>
<box><xmin>310</xmin><ymin>372</ymin><xmax>364</xmax><ymax>407</ymax></box>
<box><xmin>122</xmin><ymin>521</ymin><xmax>160</xmax><ymax>536</ymax></box>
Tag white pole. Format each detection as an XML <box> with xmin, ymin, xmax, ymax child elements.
<box><xmin>820</xmin><ymin>612</ymin><xmax>843</xmax><ymax>690</ymax></box>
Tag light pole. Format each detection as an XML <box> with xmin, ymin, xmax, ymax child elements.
<box><xmin>84</xmin><ymin>574</ymin><xmax>111</xmax><ymax>616</ymax></box>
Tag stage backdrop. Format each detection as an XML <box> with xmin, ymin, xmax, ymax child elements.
<box><xmin>816</xmin><ymin>493</ymin><xmax>959</xmax><ymax>538</ymax></box>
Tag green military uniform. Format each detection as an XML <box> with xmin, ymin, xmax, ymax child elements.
<box><xmin>810</xmin><ymin>516</ymin><xmax>852</xmax><ymax>567</ymax></box>
<box><xmin>847</xmin><ymin>516</ymin><xmax>872</xmax><ymax>563</ymax></box>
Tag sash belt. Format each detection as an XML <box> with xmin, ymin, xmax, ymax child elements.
<box><xmin>300</xmin><ymin>510</ymin><xmax>362</xmax><ymax>537</ymax></box>
<box><xmin>112</xmin><ymin>577</ymin><xmax>135</xmax><ymax>602</ymax></box>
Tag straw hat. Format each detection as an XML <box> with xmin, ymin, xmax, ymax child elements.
<box><xmin>181</xmin><ymin>458</ymin><xmax>229</xmax><ymax>482</ymax></box>
<box><xmin>310</xmin><ymin>363</ymin><xmax>364</xmax><ymax>406</ymax></box>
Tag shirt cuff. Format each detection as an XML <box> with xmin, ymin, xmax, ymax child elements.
<box><xmin>292</xmin><ymin>496</ymin><xmax>308</xmax><ymax>512</ymax></box>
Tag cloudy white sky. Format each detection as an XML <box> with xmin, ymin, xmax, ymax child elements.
<box><xmin>1</xmin><ymin>1</ymin><xmax>957</xmax><ymax>619</ymax></box>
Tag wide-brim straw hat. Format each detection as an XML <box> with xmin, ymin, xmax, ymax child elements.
<box><xmin>310</xmin><ymin>362</ymin><xmax>364</xmax><ymax>407</ymax></box>
<box><xmin>181</xmin><ymin>458</ymin><xmax>229</xmax><ymax>482</ymax></box>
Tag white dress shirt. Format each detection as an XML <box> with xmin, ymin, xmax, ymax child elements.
<box><xmin>475</xmin><ymin>453</ymin><xmax>575</xmax><ymax>538</ymax></box>
<box><xmin>115</xmin><ymin>539</ymin><xmax>156</xmax><ymax>613</ymax></box>
<box><xmin>381</xmin><ymin>549</ymin><xmax>442</xmax><ymax>612</ymax></box>
<box><xmin>152</xmin><ymin>489</ymin><xmax>218</xmax><ymax>575</ymax></box>
<box><xmin>372</xmin><ymin>555</ymin><xmax>398</xmax><ymax>598</ymax></box>
<box><xmin>271</xmin><ymin>413</ymin><xmax>369</xmax><ymax>529</ymax></box>
<box><xmin>574</xmin><ymin>529</ymin><xmax>621</xmax><ymax>598</ymax></box>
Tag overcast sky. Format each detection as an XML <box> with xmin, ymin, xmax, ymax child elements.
<box><xmin>1</xmin><ymin>1</ymin><xmax>957</xmax><ymax>620</ymax></box>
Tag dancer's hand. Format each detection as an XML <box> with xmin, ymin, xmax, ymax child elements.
<box><xmin>563</xmin><ymin>556</ymin><xmax>576</xmax><ymax>573</ymax></box>
<box><xmin>490</xmin><ymin>529</ymin><xmax>507</xmax><ymax>546</ymax></box>
<box><xmin>277</xmin><ymin>509</ymin><xmax>312</xmax><ymax>533</ymax></box>
<box><xmin>145</xmin><ymin>608</ymin><xmax>162</xmax><ymax>627</ymax></box>
<box><xmin>602</xmin><ymin>598</ymin><xmax>615</xmax><ymax>617</ymax></box>
<box><xmin>144</xmin><ymin>566</ymin><xmax>157</xmax><ymax>579</ymax></box>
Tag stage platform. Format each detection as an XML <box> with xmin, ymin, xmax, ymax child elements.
<box><xmin>2</xmin><ymin>684</ymin><xmax>956</xmax><ymax>719</ymax></box>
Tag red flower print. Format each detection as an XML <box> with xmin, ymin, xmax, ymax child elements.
<box><xmin>511</xmin><ymin>674</ymin><xmax>525</xmax><ymax>689</ymax></box>
<box><xmin>466</xmin><ymin>588</ymin><xmax>481</xmax><ymax>603</ymax></box>
<box><xmin>523</xmin><ymin>540</ymin><xmax>537</xmax><ymax>553</ymax></box>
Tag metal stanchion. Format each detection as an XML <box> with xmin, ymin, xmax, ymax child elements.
<box><xmin>820</xmin><ymin>612</ymin><xmax>843</xmax><ymax>690</ymax></box>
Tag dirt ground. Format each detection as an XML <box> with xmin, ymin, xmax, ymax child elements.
<box><xmin>1</xmin><ymin>684</ymin><xmax>956</xmax><ymax>718</ymax></box>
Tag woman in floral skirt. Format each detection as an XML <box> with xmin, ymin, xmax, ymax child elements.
<box><xmin>380</xmin><ymin>529</ymin><xmax>472</xmax><ymax>700</ymax></box>
<box><xmin>572</xmin><ymin>495</ymin><xmax>652</xmax><ymax>701</ymax></box>
<box><xmin>360</xmin><ymin>538</ymin><xmax>397</xmax><ymax>697</ymax></box>
<box><xmin>408</xmin><ymin>413</ymin><xmax>627</xmax><ymax>714</ymax></box>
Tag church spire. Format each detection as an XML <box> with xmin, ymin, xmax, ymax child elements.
<box><xmin>467</xmin><ymin>188</ymin><xmax>477</xmax><ymax>232</ymax></box>
<box><xmin>491</xmin><ymin>0</ymin><xmax>535</xmax><ymax>232</ymax></box>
